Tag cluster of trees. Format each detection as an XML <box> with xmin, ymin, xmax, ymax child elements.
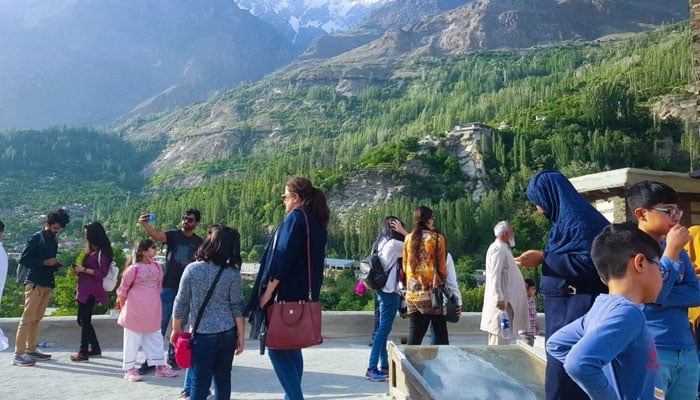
<box><xmin>0</xmin><ymin>23</ymin><xmax>697</xmax><ymax>315</ymax></box>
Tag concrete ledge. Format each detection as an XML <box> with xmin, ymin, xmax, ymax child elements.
<box><xmin>0</xmin><ymin>312</ymin><xmax>546</xmax><ymax>348</ymax></box>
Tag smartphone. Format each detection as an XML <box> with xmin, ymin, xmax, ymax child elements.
<box><xmin>148</xmin><ymin>213</ymin><xmax>156</xmax><ymax>222</ymax></box>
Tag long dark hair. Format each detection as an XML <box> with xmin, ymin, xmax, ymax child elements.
<box><xmin>286</xmin><ymin>176</ymin><xmax>330</xmax><ymax>230</ymax></box>
<box><xmin>84</xmin><ymin>221</ymin><xmax>113</xmax><ymax>261</ymax></box>
<box><xmin>372</xmin><ymin>216</ymin><xmax>406</xmax><ymax>253</ymax></box>
<box><xmin>409</xmin><ymin>206</ymin><xmax>433</xmax><ymax>269</ymax></box>
<box><xmin>195</xmin><ymin>224</ymin><xmax>242</xmax><ymax>268</ymax></box>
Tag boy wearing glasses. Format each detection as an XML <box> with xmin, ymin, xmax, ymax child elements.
<box><xmin>547</xmin><ymin>223</ymin><xmax>665</xmax><ymax>399</ymax></box>
<box><xmin>627</xmin><ymin>180</ymin><xmax>700</xmax><ymax>399</ymax></box>
<box><xmin>138</xmin><ymin>209</ymin><xmax>203</xmax><ymax>372</ymax></box>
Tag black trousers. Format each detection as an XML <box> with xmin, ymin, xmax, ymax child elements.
<box><xmin>407</xmin><ymin>312</ymin><xmax>449</xmax><ymax>345</ymax></box>
<box><xmin>544</xmin><ymin>293</ymin><xmax>598</xmax><ymax>400</ymax></box>
<box><xmin>77</xmin><ymin>295</ymin><xmax>99</xmax><ymax>353</ymax></box>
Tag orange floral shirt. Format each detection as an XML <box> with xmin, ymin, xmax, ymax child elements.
<box><xmin>403</xmin><ymin>230</ymin><xmax>447</xmax><ymax>315</ymax></box>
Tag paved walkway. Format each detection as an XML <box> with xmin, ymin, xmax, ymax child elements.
<box><xmin>1</xmin><ymin>334</ymin><xmax>490</xmax><ymax>400</ymax></box>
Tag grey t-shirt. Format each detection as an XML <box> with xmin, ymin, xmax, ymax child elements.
<box><xmin>173</xmin><ymin>261</ymin><xmax>244</xmax><ymax>334</ymax></box>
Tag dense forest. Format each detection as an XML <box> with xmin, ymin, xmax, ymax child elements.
<box><xmin>0</xmin><ymin>23</ymin><xmax>696</xmax><ymax>314</ymax></box>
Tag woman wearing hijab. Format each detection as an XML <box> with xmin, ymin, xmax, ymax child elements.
<box><xmin>516</xmin><ymin>170</ymin><xmax>609</xmax><ymax>400</ymax></box>
<box><xmin>245</xmin><ymin>176</ymin><xmax>330</xmax><ymax>400</ymax></box>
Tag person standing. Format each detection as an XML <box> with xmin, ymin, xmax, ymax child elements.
<box><xmin>171</xmin><ymin>224</ymin><xmax>246</xmax><ymax>400</ymax></box>
<box><xmin>13</xmin><ymin>208</ymin><xmax>70</xmax><ymax>366</ymax></box>
<box><xmin>0</xmin><ymin>220</ymin><xmax>7</xmax><ymax>306</ymax></box>
<box><xmin>518</xmin><ymin>278</ymin><xmax>540</xmax><ymax>347</ymax></box>
<box><xmin>365</xmin><ymin>216</ymin><xmax>406</xmax><ymax>382</ymax></box>
<box><xmin>245</xmin><ymin>176</ymin><xmax>330</xmax><ymax>400</ymax></box>
<box><xmin>138</xmin><ymin>209</ymin><xmax>203</xmax><ymax>371</ymax></box>
<box><xmin>0</xmin><ymin>220</ymin><xmax>8</xmax><ymax>351</ymax></box>
<box><xmin>480</xmin><ymin>221</ymin><xmax>529</xmax><ymax>345</ymax></box>
<box><xmin>628</xmin><ymin>181</ymin><xmax>700</xmax><ymax>399</ymax></box>
<box><xmin>403</xmin><ymin>205</ymin><xmax>448</xmax><ymax>345</ymax></box>
<box><xmin>69</xmin><ymin>222</ymin><xmax>112</xmax><ymax>362</ymax></box>
<box><xmin>516</xmin><ymin>171</ymin><xmax>609</xmax><ymax>400</ymax></box>
<box><xmin>118</xmin><ymin>239</ymin><xmax>178</xmax><ymax>382</ymax></box>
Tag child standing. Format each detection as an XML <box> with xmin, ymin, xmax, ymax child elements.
<box><xmin>627</xmin><ymin>181</ymin><xmax>700</xmax><ymax>399</ymax></box>
<box><xmin>547</xmin><ymin>223</ymin><xmax>665</xmax><ymax>399</ymax></box>
<box><xmin>518</xmin><ymin>278</ymin><xmax>539</xmax><ymax>347</ymax></box>
<box><xmin>117</xmin><ymin>239</ymin><xmax>178</xmax><ymax>382</ymax></box>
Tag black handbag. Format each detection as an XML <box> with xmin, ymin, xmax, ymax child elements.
<box><xmin>430</xmin><ymin>234</ymin><xmax>448</xmax><ymax>310</ymax></box>
<box><xmin>431</xmin><ymin>285</ymin><xmax>449</xmax><ymax>309</ymax></box>
<box><xmin>445</xmin><ymin>294</ymin><xmax>459</xmax><ymax>323</ymax></box>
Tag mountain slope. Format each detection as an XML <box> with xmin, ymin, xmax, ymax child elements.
<box><xmin>298</xmin><ymin>0</ymin><xmax>472</xmax><ymax>61</ymax></box>
<box><xmin>233</xmin><ymin>0</ymin><xmax>389</xmax><ymax>53</ymax></box>
<box><xmin>0</xmin><ymin>0</ymin><xmax>294</xmax><ymax>130</ymax></box>
<box><xmin>302</xmin><ymin>0</ymin><xmax>688</xmax><ymax>66</ymax></box>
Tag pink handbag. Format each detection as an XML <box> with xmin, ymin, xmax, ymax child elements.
<box><xmin>174</xmin><ymin>333</ymin><xmax>192</xmax><ymax>368</ymax></box>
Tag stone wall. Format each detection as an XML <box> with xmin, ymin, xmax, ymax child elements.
<box><xmin>0</xmin><ymin>312</ymin><xmax>546</xmax><ymax>348</ymax></box>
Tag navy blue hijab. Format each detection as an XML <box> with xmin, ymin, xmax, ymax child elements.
<box><xmin>526</xmin><ymin>171</ymin><xmax>609</xmax><ymax>256</ymax></box>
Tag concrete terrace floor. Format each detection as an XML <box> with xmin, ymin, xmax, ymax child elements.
<box><xmin>0</xmin><ymin>335</ymin><xmax>490</xmax><ymax>400</ymax></box>
<box><xmin>0</xmin><ymin>312</ymin><xmax>545</xmax><ymax>400</ymax></box>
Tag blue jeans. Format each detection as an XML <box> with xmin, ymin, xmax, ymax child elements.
<box><xmin>268</xmin><ymin>349</ymin><xmax>304</xmax><ymax>400</ymax></box>
<box><xmin>656</xmin><ymin>348</ymin><xmax>699</xmax><ymax>400</ymax></box>
<box><xmin>368</xmin><ymin>291</ymin><xmax>400</xmax><ymax>370</ymax></box>
<box><xmin>161</xmin><ymin>287</ymin><xmax>177</xmax><ymax>361</ymax></box>
<box><xmin>191</xmin><ymin>329</ymin><xmax>237</xmax><ymax>400</ymax></box>
<box><xmin>183</xmin><ymin>368</ymin><xmax>215</xmax><ymax>394</ymax></box>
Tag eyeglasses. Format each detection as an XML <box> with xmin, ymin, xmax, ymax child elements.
<box><xmin>182</xmin><ymin>216</ymin><xmax>195</xmax><ymax>223</ymax></box>
<box><xmin>649</xmin><ymin>258</ymin><xmax>670</xmax><ymax>282</ymax></box>
<box><xmin>651</xmin><ymin>207</ymin><xmax>683</xmax><ymax>218</ymax></box>
<box><xmin>282</xmin><ymin>193</ymin><xmax>294</xmax><ymax>201</ymax></box>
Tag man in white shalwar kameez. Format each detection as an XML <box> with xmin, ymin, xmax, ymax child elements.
<box><xmin>480</xmin><ymin>221</ymin><xmax>529</xmax><ymax>345</ymax></box>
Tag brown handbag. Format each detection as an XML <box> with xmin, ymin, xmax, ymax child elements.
<box><xmin>265</xmin><ymin>208</ymin><xmax>323</xmax><ymax>350</ymax></box>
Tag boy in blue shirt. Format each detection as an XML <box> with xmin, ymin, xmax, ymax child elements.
<box><xmin>547</xmin><ymin>223</ymin><xmax>665</xmax><ymax>399</ymax></box>
<box><xmin>627</xmin><ymin>180</ymin><xmax>700</xmax><ymax>399</ymax></box>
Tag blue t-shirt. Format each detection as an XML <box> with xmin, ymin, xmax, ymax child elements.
<box><xmin>642</xmin><ymin>243</ymin><xmax>700</xmax><ymax>350</ymax></box>
<box><xmin>547</xmin><ymin>294</ymin><xmax>661</xmax><ymax>400</ymax></box>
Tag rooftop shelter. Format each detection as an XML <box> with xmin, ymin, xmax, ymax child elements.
<box><xmin>569</xmin><ymin>167</ymin><xmax>700</xmax><ymax>225</ymax></box>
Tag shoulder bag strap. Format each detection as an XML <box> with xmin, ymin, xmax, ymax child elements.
<box><xmin>298</xmin><ymin>208</ymin><xmax>313</xmax><ymax>301</ymax></box>
<box><xmin>432</xmin><ymin>233</ymin><xmax>440</xmax><ymax>288</ymax></box>
<box><xmin>192</xmin><ymin>266</ymin><xmax>225</xmax><ymax>335</ymax></box>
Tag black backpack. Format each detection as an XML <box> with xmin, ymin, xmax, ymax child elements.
<box><xmin>362</xmin><ymin>254</ymin><xmax>388</xmax><ymax>290</ymax></box>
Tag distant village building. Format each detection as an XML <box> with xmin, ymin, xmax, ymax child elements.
<box><xmin>238</xmin><ymin>258</ymin><xmax>359</xmax><ymax>280</ymax></box>
<box><xmin>570</xmin><ymin>168</ymin><xmax>700</xmax><ymax>225</ymax></box>
<box><xmin>324</xmin><ymin>258</ymin><xmax>359</xmax><ymax>277</ymax></box>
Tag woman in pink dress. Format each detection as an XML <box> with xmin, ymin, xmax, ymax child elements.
<box><xmin>117</xmin><ymin>238</ymin><xmax>178</xmax><ymax>382</ymax></box>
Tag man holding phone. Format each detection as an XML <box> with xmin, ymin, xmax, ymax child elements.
<box><xmin>138</xmin><ymin>209</ymin><xmax>203</xmax><ymax>372</ymax></box>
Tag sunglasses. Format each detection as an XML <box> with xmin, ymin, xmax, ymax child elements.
<box><xmin>182</xmin><ymin>216</ymin><xmax>195</xmax><ymax>223</ymax></box>
<box><xmin>651</xmin><ymin>207</ymin><xmax>683</xmax><ymax>218</ymax></box>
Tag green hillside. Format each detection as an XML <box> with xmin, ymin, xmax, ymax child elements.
<box><xmin>0</xmin><ymin>23</ymin><xmax>695</xmax><ymax>293</ymax></box>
